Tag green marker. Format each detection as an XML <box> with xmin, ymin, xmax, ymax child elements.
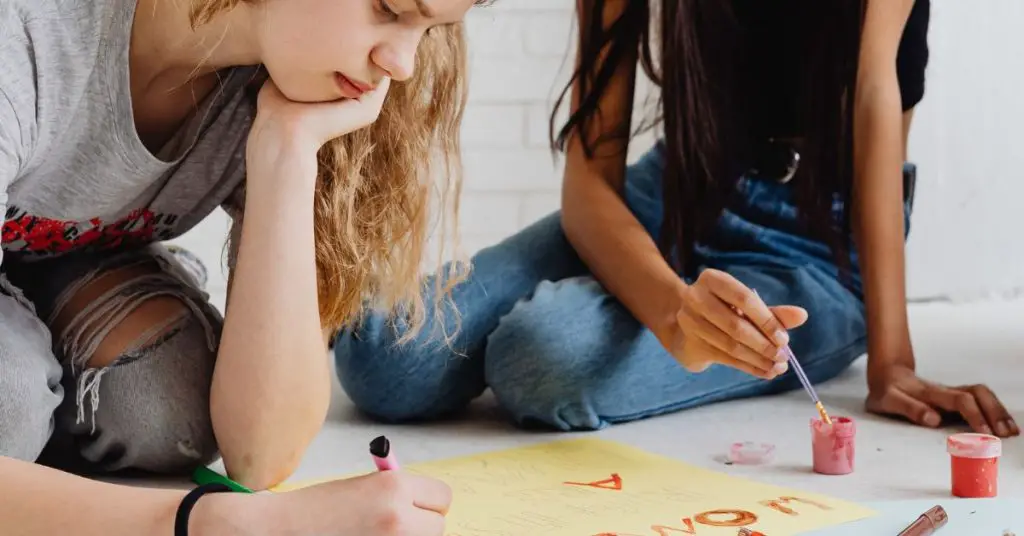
<box><xmin>191</xmin><ymin>465</ymin><xmax>253</xmax><ymax>493</ymax></box>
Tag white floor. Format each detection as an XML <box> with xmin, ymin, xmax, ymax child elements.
<box><xmin>257</xmin><ymin>299</ymin><xmax>1024</xmax><ymax>505</ymax></box>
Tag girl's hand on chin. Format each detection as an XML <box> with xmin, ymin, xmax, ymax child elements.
<box><xmin>245</xmin><ymin>77</ymin><xmax>392</xmax><ymax>172</ymax></box>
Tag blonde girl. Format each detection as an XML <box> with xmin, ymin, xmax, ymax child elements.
<box><xmin>0</xmin><ymin>0</ymin><xmax>482</xmax><ymax>533</ymax></box>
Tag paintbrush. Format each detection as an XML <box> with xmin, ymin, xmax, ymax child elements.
<box><xmin>780</xmin><ymin>343</ymin><xmax>831</xmax><ymax>424</ymax></box>
<box><xmin>752</xmin><ymin>291</ymin><xmax>832</xmax><ymax>424</ymax></box>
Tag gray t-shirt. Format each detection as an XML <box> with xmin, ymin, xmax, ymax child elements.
<box><xmin>0</xmin><ymin>0</ymin><xmax>258</xmax><ymax>267</ymax></box>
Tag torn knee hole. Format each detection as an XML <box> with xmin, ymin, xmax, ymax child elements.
<box><xmin>81</xmin><ymin>297</ymin><xmax>191</xmax><ymax>368</ymax></box>
<box><xmin>49</xmin><ymin>261</ymin><xmax>194</xmax><ymax>369</ymax></box>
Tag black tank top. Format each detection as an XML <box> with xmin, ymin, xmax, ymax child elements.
<box><xmin>731</xmin><ymin>0</ymin><xmax>930</xmax><ymax>140</ymax></box>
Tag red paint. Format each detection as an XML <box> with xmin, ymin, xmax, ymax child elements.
<box><xmin>947</xmin><ymin>433</ymin><xmax>1001</xmax><ymax>498</ymax></box>
<box><xmin>693</xmin><ymin>510</ymin><xmax>757</xmax><ymax>527</ymax></box>
<box><xmin>592</xmin><ymin>496</ymin><xmax>826</xmax><ymax>535</ymax></box>
<box><xmin>650</xmin><ymin>518</ymin><xmax>696</xmax><ymax>535</ymax></box>
<box><xmin>810</xmin><ymin>416</ymin><xmax>855</xmax><ymax>475</ymax></box>
<box><xmin>564</xmin><ymin>473</ymin><xmax>623</xmax><ymax>490</ymax></box>
<box><xmin>760</xmin><ymin>496</ymin><xmax>832</xmax><ymax>516</ymax></box>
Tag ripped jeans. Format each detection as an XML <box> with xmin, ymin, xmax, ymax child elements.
<box><xmin>0</xmin><ymin>244</ymin><xmax>222</xmax><ymax>474</ymax></box>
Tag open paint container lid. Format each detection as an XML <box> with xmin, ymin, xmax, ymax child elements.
<box><xmin>947</xmin><ymin>433</ymin><xmax>1001</xmax><ymax>459</ymax></box>
<box><xmin>728</xmin><ymin>441</ymin><xmax>775</xmax><ymax>465</ymax></box>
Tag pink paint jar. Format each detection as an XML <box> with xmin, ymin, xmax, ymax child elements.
<box><xmin>947</xmin><ymin>433</ymin><xmax>1001</xmax><ymax>498</ymax></box>
<box><xmin>810</xmin><ymin>416</ymin><xmax>855</xmax><ymax>475</ymax></box>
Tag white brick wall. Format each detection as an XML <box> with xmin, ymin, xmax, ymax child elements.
<box><xmin>455</xmin><ymin>0</ymin><xmax>660</xmax><ymax>256</ymax></box>
<box><xmin>457</xmin><ymin>0</ymin><xmax>577</xmax><ymax>253</ymax></box>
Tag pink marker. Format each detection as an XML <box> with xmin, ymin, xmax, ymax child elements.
<box><xmin>370</xmin><ymin>435</ymin><xmax>400</xmax><ymax>471</ymax></box>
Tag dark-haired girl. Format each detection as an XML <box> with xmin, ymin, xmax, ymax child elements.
<box><xmin>335</xmin><ymin>0</ymin><xmax>1017</xmax><ymax>438</ymax></box>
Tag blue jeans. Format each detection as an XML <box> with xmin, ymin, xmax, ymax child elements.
<box><xmin>334</xmin><ymin>144</ymin><xmax>915</xmax><ymax>431</ymax></box>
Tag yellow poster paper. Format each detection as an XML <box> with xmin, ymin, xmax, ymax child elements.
<box><xmin>273</xmin><ymin>438</ymin><xmax>876</xmax><ymax>535</ymax></box>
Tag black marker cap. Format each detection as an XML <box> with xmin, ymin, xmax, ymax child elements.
<box><xmin>369</xmin><ymin>435</ymin><xmax>390</xmax><ymax>458</ymax></box>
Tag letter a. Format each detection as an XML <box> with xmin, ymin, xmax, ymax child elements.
<box><xmin>564</xmin><ymin>473</ymin><xmax>623</xmax><ymax>490</ymax></box>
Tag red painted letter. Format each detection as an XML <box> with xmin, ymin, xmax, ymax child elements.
<box><xmin>693</xmin><ymin>510</ymin><xmax>758</xmax><ymax>527</ymax></box>
<box><xmin>565</xmin><ymin>473</ymin><xmax>623</xmax><ymax>491</ymax></box>
<box><xmin>650</xmin><ymin>518</ymin><xmax>697</xmax><ymax>535</ymax></box>
<box><xmin>759</xmin><ymin>496</ymin><xmax>832</xmax><ymax>516</ymax></box>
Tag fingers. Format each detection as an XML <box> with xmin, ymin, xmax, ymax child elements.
<box><xmin>920</xmin><ymin>385</ymin><xmax>991</xmax><ymax>435</ymax></box>
<box><xmin>363</xmin><ymin>77</ymin><xmax>392</xmax><ymax>105</ymax></box>
<box><xmin>948</xmin><ymin>385</ymin><xmax>1018</xmax><ymax>437</ymax></box>
<box><xmin>315</xmin><ymin>78</ymin><xmax>391</xmax><ymax>141</ymax></box>
<box><xmin>768</xmin><ymin>305</ymin><xmax>809</xmax><ymax>330</ymax></box>
<box><xmin>680</xmin><ymin>312</ymin><xmax>780</xmax><ymax>376</ymax></box>
<box><xmin>689</xmin><ymin>283</ymin><xmax>782</xmax><ymax>362</ymax></box>
<box><xmin>407</xmin><ymin>474</ymin><xmax>453</xmax><ymax>515</ymax></box>
<box><xmin>868</xmin><ymin>387</ymin><xmax>941</xmax><ymax>427</ymax></box>
<box><xmin>700</xmin><ymin>271</ymin><xmax>789</xmax><ymax>347</ymax></box>
<box><xmin>684</xmin><ymin>336</ymin><xmax>776</xmax><ymax>379</ymax></box>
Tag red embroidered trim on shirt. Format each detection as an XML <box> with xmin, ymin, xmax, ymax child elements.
<box><xmin>2</xmin><ymin>206</ymin><xmax>179</xmax><ymax>255</ymax></box>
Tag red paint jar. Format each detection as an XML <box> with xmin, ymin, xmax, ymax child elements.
<box><xmin>810</xmin><ymin>416</ymin><xmax>856</xmax><ymax>475</ymax></box>
<box><xmin>947</xmin><ymin>433</ymin><xmax>1001</xmax><ymax>498</ymax></box>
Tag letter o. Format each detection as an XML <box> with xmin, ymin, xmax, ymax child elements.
<box><xmin>694</xmin><ymin>509</ymin><xmax>758</xmax><ymax>527</ymax></box>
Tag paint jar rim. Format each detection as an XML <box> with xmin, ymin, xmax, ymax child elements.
<box><xmin>947</xmin><ymin>433</ymin><xmax>1001</xmax><ymax>459</ymax></box>
<box><xmin>809</xmin><ymin>416</ymin><xmax>856</xmax><ymax>438</ymax></box>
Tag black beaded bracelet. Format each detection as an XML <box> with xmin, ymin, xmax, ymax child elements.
<box><xmin>174</xmin><ymin>483</ymin><xmax>233</xmax><ymax>536</ymax></box>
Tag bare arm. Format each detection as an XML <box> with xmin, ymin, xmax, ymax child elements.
<box><xmin>561</xmin><ymin>0</ymin><xmax>687</xmax><ymax>345</ymax></box>
<box><xmin>212</xmin><ymin>151</ymin><xmax>331</xmax><ymax>490</ymax></box>
<box><xmin>0</xmin><ymin>456</ymin><xmax>256</xmax><ymax>535</ymax></box>
<box><xmin>852</xmin><ymin>0</ymin><xmax>917</xmax><ymax>380</ymax></box>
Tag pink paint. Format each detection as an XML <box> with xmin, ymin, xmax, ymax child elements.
<box><xmin>947</xmin><ymin>433</ymin><xmax>1001</xmax><ymax>498</ymax></box>
<box><xmin>729</xmin><ymin>441</ymin><xmax>775</xmax><ymax>465</ymax></box>
<box><xmin>810</xmin><ymin>416</ymin><xmax>855</xmax><ymax>475</ymax></box>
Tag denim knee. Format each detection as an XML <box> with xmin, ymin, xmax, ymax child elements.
<box><xmin>334</xmin><ymin>327</ymin><xmax>487</xmax><ymax>422</ymax></box>
<box><xmin>485</xmin><ymin>277</ymin><xmax>626</xmax><ymax>431</ymax></box>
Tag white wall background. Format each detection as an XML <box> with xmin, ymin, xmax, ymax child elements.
<box><xmin>170</xmin><ymin>0</ymin><xmax>1024</xmax><ymax>311</ymax></box>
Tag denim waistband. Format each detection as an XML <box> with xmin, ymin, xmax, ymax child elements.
<box><xmin>623</xmin><ymin>142</ymin><xmax>917</xmax><ymax>248</ymax></box>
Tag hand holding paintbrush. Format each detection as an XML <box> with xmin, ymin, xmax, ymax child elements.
<box><xmin>672</xmin><ymin>270</ymin><xmax>807</xmax><ymax>382</ymax></box>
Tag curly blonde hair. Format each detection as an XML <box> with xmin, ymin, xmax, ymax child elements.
<box><xmin>193</xmin><ymin>0</ymin><xmax>473</xmax><ymax>343</ymax></box>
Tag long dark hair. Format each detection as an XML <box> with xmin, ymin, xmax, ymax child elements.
<box><xmin>551</xmin><ymin>1</ymin><xmax>867</xmax><ymax>279</ymax></box>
